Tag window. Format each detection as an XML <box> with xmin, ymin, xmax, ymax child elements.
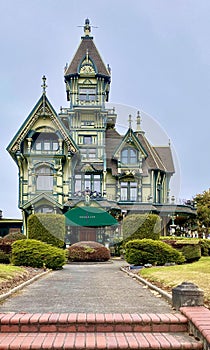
<box><xmin>121</xmin><ymin>148</ymin><xmax>137</xmax><ymax>164</ymax></box>
<box><xmin>79</xmin><ymin>87</ymin><xmax>96</xmax><ymax>102</ymax></box>
<box><xmin>35</xmin><ymin>165</ymin><xmax>53</xmax><ymax>191</ymax></box>
<box><xmin>36</xmin><ymin>206</ymin><xmax>54</xmax><ymax>213</ymax></box>
<box><xmin>80</xmin><ymin>148</ymin><xmax>96</xmax><ymax>159</ymax></box>
<box><xmin>32</xmin><ymin>133</ymin><xmax>59</xmax><ymax>152</ymax></box>
<box><xmin>120</xmin><ymin>182</ymin><xmax>137</xmax><ymax>201</ymax></box>
<box><xmin>74</xmin><ymin>174</ymin><xmax>101</xmax><ymax>194</ymax></box>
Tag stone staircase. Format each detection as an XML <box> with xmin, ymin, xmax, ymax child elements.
<box><xmin>0</xmin><ymin>312</ymin><xmax>204</xmax><ymax>349</ymax></box>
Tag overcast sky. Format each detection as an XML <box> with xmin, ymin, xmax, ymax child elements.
<box><xmin>1</xmin><ymin>0</ymin><xmax>210</xmax><ymax>218</ymax></box>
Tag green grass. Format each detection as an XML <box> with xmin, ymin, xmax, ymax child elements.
<box><xmin>0</xmin><ymin>264</ymin><xmax>27</xmax><ymax>283</ymax></box>
<box><xmin>139</xmin><ymin>257</ymin><xmax>210</xmax><ymax>306</ymax></box>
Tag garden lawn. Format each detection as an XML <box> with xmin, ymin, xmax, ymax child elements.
<box><xmin>0</xmin><ymin>264</ymin><xmax>44</xmax><ymax>295</ymax></box>
<box><xmin>139</xmin><ymin>257</ymin><xmax>210</xmax><ymax>307</ymax></box>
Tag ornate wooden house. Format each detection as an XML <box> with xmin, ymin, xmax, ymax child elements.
<box><xmin>7</xmin><ymin>19</ymin><xmax>196</xmax><ymax>243</ymax></box>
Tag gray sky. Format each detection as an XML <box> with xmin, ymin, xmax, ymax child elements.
<box><xmin>1</xmin><ymin>0</ymin><xmax>210</xmax><ymax>218</ymax></box>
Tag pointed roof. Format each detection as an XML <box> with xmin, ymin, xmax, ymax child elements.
<box><xmin>22</xmin><ymin>192</ymin><xmax>63</xmax><ymax>210</ymax></box>
<box><xmin>7</xmin><ymin>82</ymin><xmax>78</xmax><ymax>160</ymax></box>
<box><xmin>154</xmin><ymin>146</ymin><xmax>175</xmax><ymax>173</ymax></box>
<box><xmin>133</xmin><ymin>132</ymin><xmax>168</xmax><ymax>171</ymax></box>
<box><xmin>113</xmin><ymin>128</ymin><xmax>148</xmax><ymax>159</ymax></box>
<box><xmin>64</xmin><ymin>19</ymin><xmax>110</xmax><ymax>79</ymax></box>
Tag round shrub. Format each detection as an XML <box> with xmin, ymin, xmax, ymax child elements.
<box><xmin>68</xmin><ymin>241</ymin><xmax>110</xmax><ymax>262</ymax></box>
<box><xmin>125</xmin><ymin>239</ymin><xmax>185</xmax><ymax>266</ymax></box>
<box><xmin>3</xmin><ymin>232</ymin><xmax>26</xmax><ymax>243</ymax></box>
<box><xmin>11</xmin><ymin>239</ymin><xmax>66</xmax><ymax>270</ymax></box>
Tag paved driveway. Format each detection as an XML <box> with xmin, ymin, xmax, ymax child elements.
<box><xmin>0</xmin><ymin>260</ymin><xmax>174</xmax><ymax>313</ymax></box>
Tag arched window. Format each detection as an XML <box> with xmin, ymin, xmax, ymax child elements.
<box><xmin>35</xmin><ymin>165</ymin><xmax>53</xmax><ymax>191</ymax></box>
<box><xmin>121</xmin><ymin>148</ymin><xmax>137</xmax><ymax>164</ymax></box>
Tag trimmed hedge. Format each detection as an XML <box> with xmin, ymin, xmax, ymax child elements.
<box><xmin>161</xmin><ymin>238</ymin><xmax>201</xmax><ymax>262</ymax></box>
<box><xmin>27</xmin><ymin>214</ymin><xmax>65</xmax><ymax>248</ymax></box>
<box><xmin>11</xmin><ymin>239</ymin><xmax>66</xmax><ymax>270</ymax></box>
<box><xmin>125</xmin><ymin>239</ymin><xmax>185</xmax><ymax>266</ymax></box>
<box><xmin>122</xmin><ymin>214</ymin><xmax>161</xmax><ymax>242</ymax></box>
<box><xmin>68</xmin><ymin>241</ymin><xmax>110</xmax><ymax>262</ymax></box>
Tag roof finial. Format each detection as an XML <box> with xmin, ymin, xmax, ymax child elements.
<box><xmin>41</xmin><ymin>75</ymin><xmax>47</xmax><ymax>95</ymax></box>
<box><xmin>136</xmin><ymin>111</ymin><xmax>141</xmax><ymax>132</ymax></box>
<box><xmin>84</xmin><ymin>18</ymin><xmax>91</xmax><ymax>36</ymax></box>
<box><xmin>128</xmin><ymin>114</ymin><xmax>132</xmax><ymax>129</ymax></box>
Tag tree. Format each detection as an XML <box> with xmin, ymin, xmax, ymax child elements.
<box><xmin>194</xmin><ymin>189</ymin><xmax>210</xmax><ymax>236</ymax></box>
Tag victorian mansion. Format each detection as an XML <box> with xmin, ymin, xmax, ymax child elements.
<box><xmin>7</xmin><ymin>19</ymin><xmax>196</xmax><ymax>243</ymax></box>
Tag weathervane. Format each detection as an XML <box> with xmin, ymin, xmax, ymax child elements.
<box><xmin>78</xmin><ymin>18</ymin><xmax>98</xmax><ymax>36</ymax></box>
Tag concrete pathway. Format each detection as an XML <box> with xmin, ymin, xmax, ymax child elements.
<box><xmin>0</xmin><ymin>260</ymin><xmax>174</xmax><ymax>313</ymax></box>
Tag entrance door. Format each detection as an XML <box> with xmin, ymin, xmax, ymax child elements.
<box><xmin>79</xmin><ymin>227</ymin><xmax>96</xmax><ymax>241</ymax></box>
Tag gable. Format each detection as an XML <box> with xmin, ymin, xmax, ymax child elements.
<box><xmin>7</xmin><ymin>94</ymin><xmax>78</xmax><ymax>158</ymax></box>
<box><xmin>113</xmin><ymin>128</ymin><xmax>148</xmax><ymax>160</ymax></box>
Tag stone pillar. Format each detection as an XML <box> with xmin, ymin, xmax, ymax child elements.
<box><xmin>172</xmin><ymin>282</ymin><xmax>204</xmax><ymax>310</ymax></box>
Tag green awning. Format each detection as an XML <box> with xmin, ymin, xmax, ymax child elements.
<box><xmin>65</xmin><ymin>206</ymin><xmax>118</xmax><ymax>227</ymax></box>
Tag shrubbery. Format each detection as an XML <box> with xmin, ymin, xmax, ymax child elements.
<box><xmin>2</xmin><ymin>232</ymin><xmax>26</xmax><ymax>243</ymax></box>
<box><xmin>122</xmin><ymin>214</ymin><xmax>161</xmax><ymax>242</ymax></box>
<box><xmin>0</xmin><ymin>250</ymin><xmax>11</xmax><ymax>264</ymax></box>
<box><xmin>199</xmin><ymin>239</ymin><xmax>210</xmax><ymax>256</ymax></box>
<box><xmin>27</xmin><ymin>214</ymin><xmax>65</xmax><ymax>248</ymax></box>
<box><xmin>125</xmin><ymin>239</ymin><xmax>185</xmax><ymax>266</ymax></box>
<box><xmin>0</xmin><ymin>232</ymin><xmax>26</xmax><ymax>263</ymax></box>
<box><xmin>161</xmin><ymin>237</ymin><xmax>201</xmax><ymax>262</ymax></box>
<box><xmin>11</xmin><ymin>239</ymin><xmax>66</xmax><ymax>270</ymax></box>
<box><xmin>68</xmin><ymin>241</ymin><xmax>110</xmax><ymax>262</ymax></box>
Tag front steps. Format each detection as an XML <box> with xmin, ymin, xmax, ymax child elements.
<box><xmin>0</xmin><ymin>312</ymin><xmax>203</xmax><ymax>349</ymax></box>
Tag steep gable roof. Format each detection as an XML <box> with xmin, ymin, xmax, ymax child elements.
<box><xmin>113</xmin><ymin>128</ymin><xmax>148</xmax><ymax>159</ymax></box>
<box><xmin>154</xmin><ymin>146</ymin><xmax>175</xmax><ymax>173</ymax></box>
<box><xmin>7</xmin><ymin>93</ymin><xmax>78</xmax><ymax>160</ymax></box>
<box><xmin>64</xmin><ymin>36</ymin><xmax>111</xmax><ymax>78</ymax></box>
<box><xmin>135</xmin><ymin>132</ymin><xmax>167</xmax><ymax>171</ymax></box>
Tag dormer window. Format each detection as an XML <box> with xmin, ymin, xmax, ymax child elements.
<box><xmin>121</xmin><ymin>147</ymin><xmax>137</xmax><ymax>164</ymax></box>
<box><xmin>32</xmin><ymin>132</ymin><xmax>59</xmax><ymax>152</ymax></box>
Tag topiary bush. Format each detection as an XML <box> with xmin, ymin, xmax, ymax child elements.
<box><xmin>11</xmin><ymin>239</ymin><xmax>66</xmax><ymax>270</ymax></box>
<box><xmin>122</xmin><ymin>214</ymin><xmax>161</xmax><ymax>243</ymax></box>
<box><xmin>125</xmin><ymin>239</ymin><xmax>185</xmax><ymax>266</ymax></box>
<box><xmin>27</xmin><ymin>214</ymin><xmax>65</xmax><ymax>248</ymax></box>
<box><xmin>68</xmin><ymin>241</ymin><xmax>110</xmax><ymax>262</ymax></box>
